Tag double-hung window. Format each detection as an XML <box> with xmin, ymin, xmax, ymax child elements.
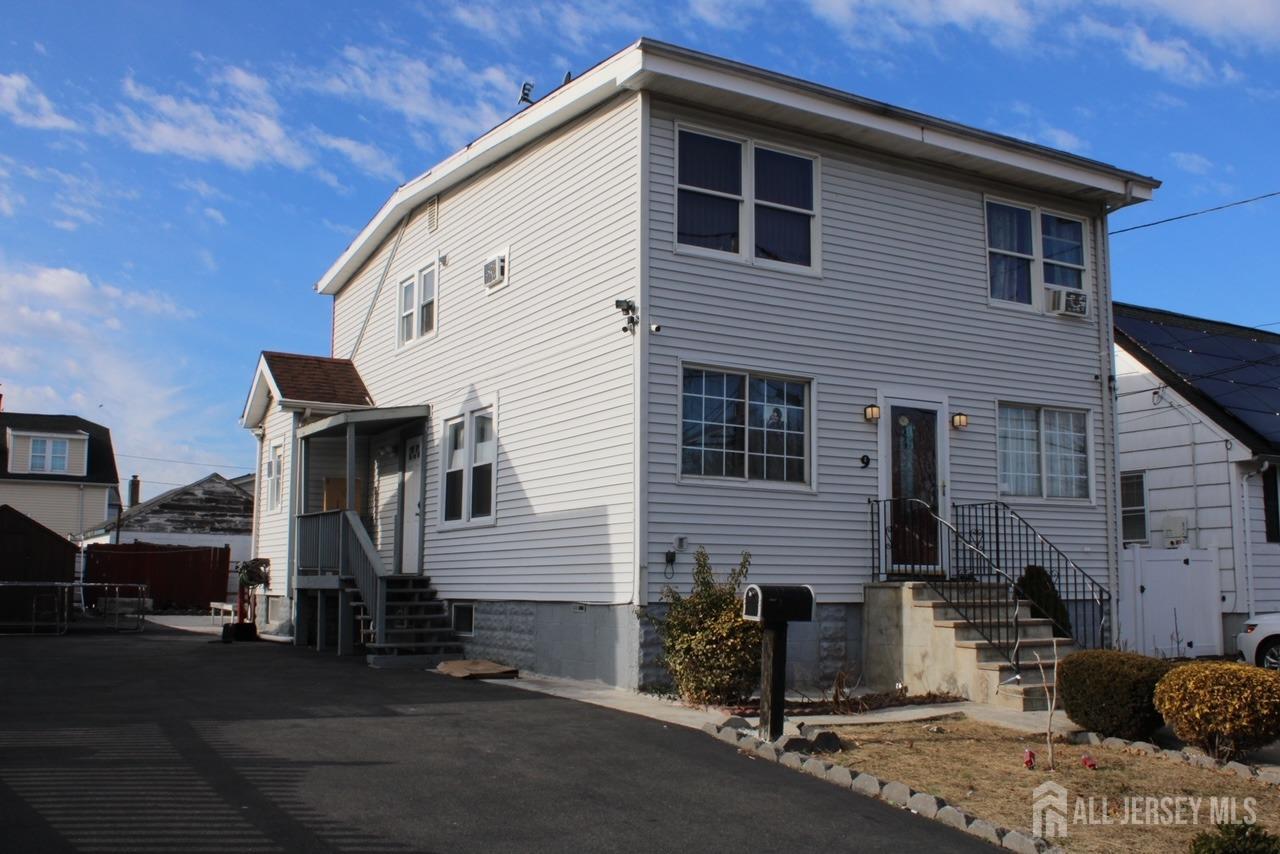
<box><xmin>397</xmin><ymin>260</ymin><xmax>439</xmax><ymax>347</ymax></box>
<box><xmin>998</xmin><ymin>404</ymin><xmax>1089</xmax><ymax>499</ymax></box>
<box><xmin>1120</xmin><ymin>471</ymin><xmax>1148</xmax><ymax>544</ymax></box>
<box><xmin>986</xmin><ymin>200</ymin><xmax>1086</xmax><ymax>306</ymax></box>
<box><xmin>442</xmin><ymin>408</ymin><xmax>496</xmax><ymax>524</ymax></box>
<box><xmin>681</xmin><ymin>366</ymin><xmax>809</xmax><ymax>484</ymax></box>
<box><xmin>29</xmin><ymin>438</ymin><xmax>68</xmax><ymax>473</ymax></box>
<box><xmin>677</xmin><ymin>128</ymin><xmax>817</xmax><ymax>269</ymax></box>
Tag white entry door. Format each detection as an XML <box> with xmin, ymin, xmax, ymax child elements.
<box><xmin>401</xmin><ymin>437</ymin><xmax>423</xmax><ymax>573</ymax></box>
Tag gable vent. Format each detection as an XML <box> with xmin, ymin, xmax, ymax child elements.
<box><xmin>425</xmin><ymin>196</ymin><xmax>439</xmax><ymax>232</ymax></box>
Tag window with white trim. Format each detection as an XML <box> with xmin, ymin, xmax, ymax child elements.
<box><xmin>986</xmin><ymin>200</ymin><xmax>1086</xmax><ymax>305</ymax></box>
<box><xmin>681</xmin><ymin>366</ymin><xmax>809</xmax><ymax>484</ymax></box>
<box><xmin>442</xmin><ymin>408</ymin><xmax>496</xmax><ymax>524</ymax></box>
<box><xmin>998</xmin><ymin>404</ymin><xmax>1089</xmax><ymax>499</ymax></box>
<box><xmin>1120</xmin><ymin>471</ymin><xmax>1148</xmax><ymax>544</ymax></box>
<box><xmin>266</xmin><ymin>443</ymin><xmax>283</xmax><ymax>512</ymax></box>
<box><xmin>397</xmin><ymin>260</ymin><xmax>438</xmax><ymax>347</ymax></box>
<box><xmin>29</xmin><ymin>437</ymin><xmax>69</xmax><ymax>473</ymax></box>
<box><xmin>677</xmin><ymin>129</ymin><xmax>817</xmax><ymax>268</ymax></box>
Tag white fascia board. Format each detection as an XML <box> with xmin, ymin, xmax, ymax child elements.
<box><xmin>240</xmin><ymin>354</ymin><xmax>281</xmax><ymax>429</ymax></box>
<box><xmin>315</xmin><ymin>45</ymin><xmax>646</xmax><ymax>296</ymax></box>
<box><xmin>629</xmin><ymin>49</ymin><xmax>1157</xmax><ymax>204</ymax></box>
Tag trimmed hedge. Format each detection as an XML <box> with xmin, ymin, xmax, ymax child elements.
<box><xmin>1015</xmin><ymin>564</ymin><xmax>1072</xmax><ymax>639</ymax></box>
<box><xmin>1057</xmin><ymin>649</ymin><xmax>1179</xmax><ymax>740</ymax></box>
<box><xmin>656</xmin><ymin>547</ymin><xmax>761</xmax><ymax>706</ymax></box>
<box><xmin>1155</xmin><ymin>661</ymin><xmax>1280</xmax><ymax>762</ymax></box>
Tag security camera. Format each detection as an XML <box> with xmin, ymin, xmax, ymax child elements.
<box><xmin>622</xmin><ymin>316</ymin><xmax>639</xmax><ymax>333</ymax></box>
<box><xmin>615</xmin><ymin>298</ymin><xmax>635</xmax><ymax>314</ymax></box>
<box><xmin>649</xmin><ymin>323</ymin><xmax>662</xmax><ymax>333</ymax></box>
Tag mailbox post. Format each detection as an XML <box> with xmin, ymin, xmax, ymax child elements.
<box><xmin>742</xmin><ymin>584</ymin><xmax>815</xmax><ymax>741</ymax></box>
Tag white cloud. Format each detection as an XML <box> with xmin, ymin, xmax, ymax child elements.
<box><xmin>1101</xmin><ymin>0</ymin><xmax>1280</xmax><ymax>51</ymax></box>
<box><xmin>1170</xmin><ymin>151</ymin><xmax>1213</xmax><ymax>174</ymax></box>
<box><xmin>99</xmin><ymin>69</ymin><xmax>311</xmax><ymax>171</ymax></box>
<box><xmin>203</xmin><ymin>206</ymin><xmax>227</xmax><ymax>225</ymax></box>
<box><xmin>177</xmin><ymin>177</ymin><xmax>227</xmax><ymax>200</ymax></box>
<box><xmin>0</xmin><ymin>166</ymin><xmax>21</xmax><ymax>216</ymax></box>
<box><xmin>198</xmin><ymin>248</ymin><xmax>218</xmax><ymax>272</ymax></box>
<box><xmin>0</xmin><ymin>73</ymin><xmax>77</xmax><ymax>130</ymax></box>
<box><xmin>688</xmin><ymin>0</ymin><xmax>767</xmax><ymax>29</ymax></box>
<box><xmin>808</xmin><ymin>0</ymin><xmax>1036</xmax><ymax>49</ymax></box>
<box><xmin>288</xmin><ymin>45</ymin><xmax>516</xmax><ymax>149</ymax></box>
<box><xmin>446</xmin><ymin>1</ymin><xmax>648</xmax><ymax>49</ymax></box>
<box><xmin>0</xmin><ymin>261</ymin><xmax>193</xmax><ymax>322</ymax></box>
<box><xmin>313</xmin><ymin>132</ymin><xmax>401</xmax><ymax>181</ymax></box>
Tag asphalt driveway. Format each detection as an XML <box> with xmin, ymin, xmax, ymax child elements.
<box><xmin>0</xmin><ymin>627</ymin><xmax>993</xmax><ymax>853</ymax></box>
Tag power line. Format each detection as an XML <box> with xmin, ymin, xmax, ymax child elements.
<box><xmin>115</xmin><ymin>452</ymin><xmax>253</xmax><ymax>471</ymax></box>
<box><xmin>1110</xmin><ymin>189</ymin><xmax>1280</xmax><ymax>236</ymax></box>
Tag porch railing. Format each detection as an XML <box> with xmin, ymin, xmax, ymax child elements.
<box><xmin>951</xmin><ymin>500</ymin><xmax>1110</xmax><ymax>651</ymax></box>
<box><xmin>295</xmin><ymin>508</ymin><xmax>388</xmax><ymax>645</ymax></box>
<box><xmin>869</xmin><ymin>498</ymin><xmax>1025</xmax><ymax>671</ymax></box>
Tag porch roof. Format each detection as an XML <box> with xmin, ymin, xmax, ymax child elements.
<box><xmin>297</xmin><ymin>405</ymin><xmax>430</xmax><ymax>440</ymax></box>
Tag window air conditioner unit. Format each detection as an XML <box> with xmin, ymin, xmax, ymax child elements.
<box><xmin>1047</xmin><ymin>287</ymin><xmax>1088</xmax><ymax>317</ymax></box>
<box><xmin>483</xmin><ymin>254</ymin><xmax>506</xmax><ymax>288</ymax></box>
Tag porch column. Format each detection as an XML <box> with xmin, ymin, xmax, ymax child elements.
<box><xmin>337</xmin><ymin>589</ymin><xmax>354</xmax><ymax>656</ymax></box>
<box><xmin>294</xmin><ymin>593</ymin><xmax>311</xmax><ymax>648</ymax></box>
<box><xmin>315</xmin><ymin>590</ymin><xmax>327</xmax><ymax>651</ymax></box>
<box><xmin>345</xmin><ymin>422</ymin><xmax>356</xmax><ymax>512</ymax></box>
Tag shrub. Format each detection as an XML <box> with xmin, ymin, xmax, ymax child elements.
<box><xmin>1190</xmin><ymin>822</ymin><xmax>1280</xmax><ymax>854</ymax></box>
<box><xmin>1015</xmin><ymin>565</ymin><xmax>1072</xmax><ymax>639</ymax></box>
<box><xmin>1154</xmin><ymin>661</ymin><xmax>1280</xmax><ymax>762</ymax></box>
<box><xmin>656</xmin><ymin>547</ymin><xmax>761</xmax><ymax>706</ymax></box>
<box><xmin>1057</xmin><ymin>649</ymin><xmax>1178</xmax><ymax>740</ymax></box>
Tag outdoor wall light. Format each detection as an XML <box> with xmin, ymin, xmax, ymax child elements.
<box><xmin>863</xmin><ymin>404</ymin><xmax>881</xmax><ymax>423</ymax></box>
<box><xmin>951</xmin><ymin>412</ymin><xmax>969</xmax><ymax>430</ymax></box>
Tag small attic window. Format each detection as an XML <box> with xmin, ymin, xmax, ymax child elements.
<box><xmin>30</xmin><ymin>438</ymin><xmax>69</xmax><ymax>473</ymax></box>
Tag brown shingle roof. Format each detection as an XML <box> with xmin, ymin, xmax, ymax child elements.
<box><xmin>262</xmin><ymin>352</ymin><xmax>372</xmax><ymax>407</ymax></box>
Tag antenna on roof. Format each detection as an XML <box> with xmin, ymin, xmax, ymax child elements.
<box><xmin>517</xmin><ymin>81</ymin><xmax>535</xmax><ymax>106</ymax></box>
<box><xmin>563</xmin><ymin>70</ymin><xmax>572</xmax><ymax>85</ymax></box>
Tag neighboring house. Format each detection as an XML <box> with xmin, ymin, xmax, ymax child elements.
<box><xmin>0</xmin><ymin>504</ymin><xmax>79</xmax><ymax>583</ymax></box>
<box><xmin>0</xmin><ymin>412</ymin><xmax>120</xmax><ymax>539</ymax></box>
<box><xmin>77</xmin><ymin>473</ymin><xmax>254</xmax><ymax>589</ymax></box>
<box><xmin>1114</xmin><ymin>303</ymin><xmax>1280</xmax><ymax>654</ymax></box>
<box><xmin>241</xmin><ymin>39</ymin><xmax>1158</xmax><ymax>693</ymax></box>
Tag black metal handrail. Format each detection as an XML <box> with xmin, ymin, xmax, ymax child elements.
<box><xmin>869</xmin><ymin>498</ymin><xmax>1025</xmax><ymax>671</ymax></box>
<box><xmin>952</xmin><ymin>500</ymin><xmax>1110</xmax><ymax>651</ymax></box>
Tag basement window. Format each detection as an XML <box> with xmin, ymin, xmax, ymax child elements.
<box><xmin>452</xmin><ymin>602</ymin><xmax>474</xmax><ymax>636</ymax></box>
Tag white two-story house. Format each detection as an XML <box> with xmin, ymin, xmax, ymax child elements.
<box><xmin>241</xmin><ymin>39</ymin><xmax>1158</xmax><ymax>696</ymax></box>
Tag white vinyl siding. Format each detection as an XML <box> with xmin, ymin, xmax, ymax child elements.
<box><xmin>330</xmin><ymin>93</ymin><xmax>642</xmax><ymax>603</ymax></box>
<box><xmin>7</xmin><ymin>433</ymin><xmax>88</xmax><ymax>477</ymax></box>
<box><xmin>647</xmin><ymin>102</ymin><xmax>1114</xmax><ymax>604</ymax></box>
<box><xmin>253</xmin><ymin>404</ymin><xmax>294</xmax><ymax>594</ymax></box>
<box><xmin>0</xmin><ymin>481</ymin><xmax>112</xmax><ymax>537</ymax></box>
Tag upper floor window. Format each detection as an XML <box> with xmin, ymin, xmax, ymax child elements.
<box><xmin>266</xmin><ymin>443</ymin><xmax>283</xmax><ymax>512</ymax></box>
<box><xmin>30</xmin><ymin>438</ymin><xmax>68</xmax><ymax>473</ymax></box>
<box><xmin>442</xmin><ymin>408</ymin><xmax>496</xmax><ymax>524</ymax></box>
<box><xmin>998</xmin><ymin>404</ymin><xmax>1089</xmax><ymax>499</ymax></box>
<box><xmin>677</xmin><ymin>129</ymin><xmax>817</xmax><ymax>269</ymax></box>
<box><xmin>397</xmin><ymin>260</ymin><xmax>438</xmax><ymax>347</ymax></box>
<box><xmin>986</xmin><ymin>200</ymin><xmax>1086</xmax><ymax>305</ymax></box>
<box><xmin>681</xmin><ymin>366</ymin><xmax>809</xmax><ymax>484</ymax></box>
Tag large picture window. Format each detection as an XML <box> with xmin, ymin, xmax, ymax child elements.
<box><xmin>986</xmin><ymin>200</ymin><xmax>1086</xmax><ymax>306</ymax></box>
<box><xmin>681</xmin><ymin>366</ymin><xmax>808</xmax><ymax>484</ymax></box>
<box><xmin>998</xmin><ymin>404</ymin><xmax>1089</xmax><ymax>499</ymax></box>
<box><xmin>677</xmin><ymin>128</ymin><xmax>817</xmax><ymax>269</ymax></box>
<box><xmin>442</xmin><ymin>408</ymin><xmax>496</xmax><ymax>524</ymax></box>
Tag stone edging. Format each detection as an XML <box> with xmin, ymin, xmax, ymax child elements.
<box><xmin>1068</xmin><ymin>731</ymin><xmax>1280</xmax><ymax>784</ymax></box>
<box><xmin>702</xmin><ymin>718</ymin><xmax>1059</xmax><ymax>854</ymax></box>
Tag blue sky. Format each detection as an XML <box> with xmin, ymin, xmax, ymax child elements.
<box><xmin>2</xmin><ymin>0</ymin><xmax>1278</xmax><ymax>497</ymax></box>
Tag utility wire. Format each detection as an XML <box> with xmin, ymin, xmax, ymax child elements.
<box><xmin>115</xmin><ymin>452</ymin><xmax>253</xmax><ymax>470</ymax></box>
<box><xmin>1110</xmin><ymin>190</ymin><xmax>1280</xmax><ymax>235</ymax></box>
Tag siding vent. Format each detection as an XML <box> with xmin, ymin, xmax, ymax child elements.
<box><xmin>425</xmin><ymin>196</ymin><xmax>438</xmax><ymax>232</ymax></box>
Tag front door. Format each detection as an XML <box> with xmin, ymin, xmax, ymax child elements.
<box><xmin>400</xmin><ymin>437</ymin><xmax>422</xmax><ymax>573</ymax></box>
<box><xmin>879</xmin><ymin>397</ymin><xmax>945</xmax><ymax>574</ymax></box>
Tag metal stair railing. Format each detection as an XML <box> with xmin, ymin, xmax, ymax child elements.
<box><xmin>869</xmin><ymin>497</ymin><xmax>1025</xmax><ymax>673</ymax></box>
<box><xmin>951</xmin><ymin>500</ymin><xmax>1110</xmax><ymax>652</ymax></box>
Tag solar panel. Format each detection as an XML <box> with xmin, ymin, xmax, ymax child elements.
<box><xmin>1117</xmin><ymin>307</ymin><xmax>1280</xmax><ymax>450</ymax></box>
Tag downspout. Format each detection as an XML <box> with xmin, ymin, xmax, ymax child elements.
<box><xmin>1243</xmin><ymin>462</ymin><xmax>1268</xmax><ymax>617</ymax></box>
<box><xmin>348</xmin><ymin>214</ymin><xmax>411</xmax><ymax>360</ymax></box>
<box><xmin>1095</xmin><ymin>211</ymin><xmax>1122</xmax><ymax>635</ymax></box>
<box><xmin>1156</xmin><ymin>388</ymin><xmax>1201</xmax><ymax>547</ymax></box>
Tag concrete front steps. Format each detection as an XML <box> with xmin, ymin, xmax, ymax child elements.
<box><xmin>863</xmin><ymin>581</ymin><xmax>1076</xmax><ymax>712</ymax></box>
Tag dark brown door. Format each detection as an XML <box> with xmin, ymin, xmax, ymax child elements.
<box><xmin>889</xmin><ymin>405</ymin><xmax>940</xmax><ymax>570</ymax></box>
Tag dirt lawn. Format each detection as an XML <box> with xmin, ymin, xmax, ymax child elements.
<box><xmin>830</xmin><ymin>715</ymin><xmax>1280</xmax><ymax>854</ymax></box>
